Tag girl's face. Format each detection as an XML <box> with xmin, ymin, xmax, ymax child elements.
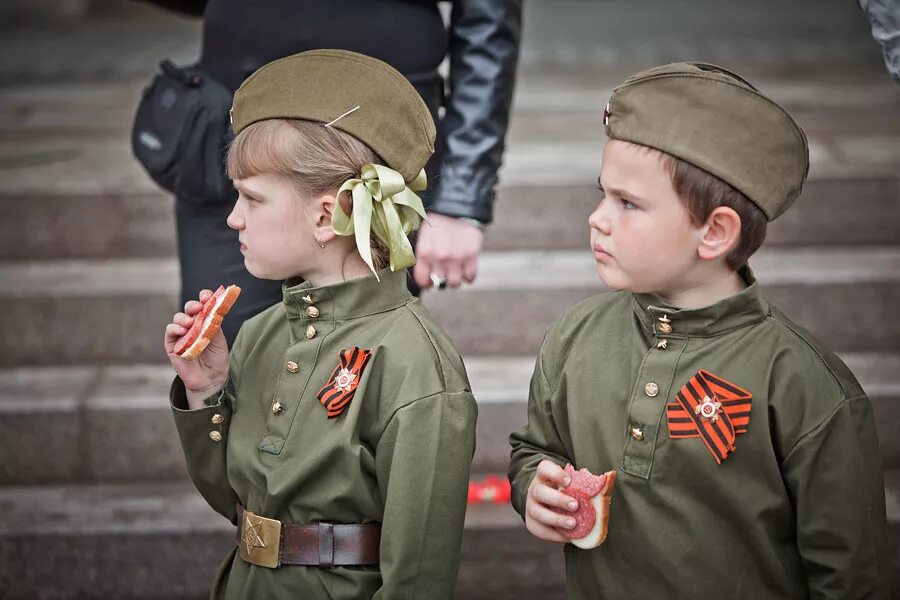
<box><xmin>227</xmin><ymin>173</ymin><xmax>320</xmax><ymax>280</ymax></box>
<box><xmin>589</xmin><ymin>139</ymin><xmax>703</xmax><ymax>295</ymax></box>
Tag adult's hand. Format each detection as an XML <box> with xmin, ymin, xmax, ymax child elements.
<box><xmin>413</xmin><ymin>212</ymin><xmax>485</xmax><ymax>289</ymax></box>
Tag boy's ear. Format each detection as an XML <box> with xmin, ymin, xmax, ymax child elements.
<box><xmin>697</xmin><ymin>206</ymin><xmax>741</xmax><ymax>262</ymax></box>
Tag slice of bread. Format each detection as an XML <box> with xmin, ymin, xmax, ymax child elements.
<box><xmin>570</xmin><ymin>470</ymin><xmax>616</xmax><ymax>549</ymax></box>
<box><xmin>175</xmin><ymin>285</ymin><xmax>241</xmax><ymax>360</ymax></box>
<box><xmin>552</xmin><ymin>465</ymin><xmax>617</xmax><ymax>549</ymax></box>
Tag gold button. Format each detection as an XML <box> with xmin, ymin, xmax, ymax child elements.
<box><xmin>644</xmin><ymin>382</ymin><xmax>659</xmax><ymax>397</ymax></box>
<box><xmin>209</xmin><ymin>431</ymin><xmax>222</xmax><ymax>442</ymax></box>
<box><xmin>656</xmin><ymin>339</ymin><xmax>668</xmax><ymax>350</ymax></box>
<box><xmin>657</xmin><ymin>315</ymin><xmax>673</xmax><ymax>335</ymax></box>
<box><xmin>630</xmin><ymin>426</ymin><xmax>644</xmax><ymax>441</ymax></box>
<box><xmin>306</xmin><ymin>306</ymin><xmax>320</xmax><ymax>318</ymax></box>
<box><xmin>306</xmin><ymin>325</ymin><xmax>316</xmax><ymax>339</ymax></box>
<box><xmin>286</xmin><ymin>360</ymin><xmax>299</xmax><ymax>373</ymax></box>
<box><xmin>272</xmin><ymin>401</ymin><xmax>284</xmax><ymax>415</ymax></box>
<box><xmin>211</xmin><ymin>413</ymin><xmax>225</xmax><ymax>425</ymax></box>
<box><xmin>302</xmin><ymin>295</ymin><xmax>314</xmax><ymax>304</ymax></box>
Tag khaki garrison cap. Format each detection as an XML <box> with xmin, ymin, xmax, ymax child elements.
<box><xmin>231</xmin><ymin>49</ymin><xmax>436</xmax><ymax>182</ymax></box>
<box><xmin>605</xmin><ymin>62</ymin><xmax>809</xmax><ymax>221</ymax></box>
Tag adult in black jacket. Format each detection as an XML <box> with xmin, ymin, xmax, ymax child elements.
<box><xmin>140</xmin><ymin>0</ymin><xmax>522</xmax><ymax>345</ymax></box>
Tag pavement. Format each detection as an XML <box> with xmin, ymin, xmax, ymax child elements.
<box><xmin>1</xmin><ymin>0</ymin><xmax>899</xmax><ymax>598</ymax></box>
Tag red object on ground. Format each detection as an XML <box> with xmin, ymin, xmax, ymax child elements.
<box><xmin>467</xmin><ymin>475</ymin><xmax>512</xmax><ymax>504</ymax></box>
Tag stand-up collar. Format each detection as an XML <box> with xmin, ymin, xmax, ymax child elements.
<box><xmin>631</xmin><ymin>267</ymin><xmax>770</xmax><ymax>338</ymax></box>
<box><xmin>281</xmin><ymin>269</ymin><xmax>411</xmax><ymax>342</ymax></box>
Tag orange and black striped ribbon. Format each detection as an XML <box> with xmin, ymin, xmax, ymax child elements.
<box><xmin>316</xmin><ymin>347</ymin><xmax>372</xmax><ymax>419</ymax></box>
<box><xmin>666</xmin><ymin>370</ymin><xmax>752</xmax><ymax>464</ymax></box>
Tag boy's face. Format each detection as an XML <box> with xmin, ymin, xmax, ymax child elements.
<box><xmin>589</xmin><ymin>139</ymin><xmax>703</xmax><ymax>295</ymax></box>
<box><xmin>227</xmin><ymin>173</ymin><xmax>319</xmax><ymax>280</ymax></box>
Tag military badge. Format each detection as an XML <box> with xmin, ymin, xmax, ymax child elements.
<box><xmin>316</xmin><ymin>347</ymin><xmax>372</xmax><ymax>418</ymax></box>
<box><xmin>666</xmin><ymin>370</ymin><xmax>752</xmax><ymax>464</ymax></box>
<box><xmin>694</xmin><ymin>395</ymin><xmax>722</xmax><ymax>422</ymax></box>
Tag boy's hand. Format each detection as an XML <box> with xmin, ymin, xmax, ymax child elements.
<box><xmin>525</xmin><ymin>459</ymin><xmax>580</xmax><ymax>543</ymax></box>
<box><xmin>164</xmin><ymin>289</ymin><xmax>229</xmax><ymax>409</ymax></box>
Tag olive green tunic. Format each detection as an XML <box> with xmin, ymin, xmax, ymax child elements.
<box><xmin>171</xmin><ymin>269</ymin><xmax>477</xmax><ymax>600</ymax></box>
<box><xmin>509</xmin><ymin>271</ymin><xmax>889</xmax><ymax>599</ymax></box>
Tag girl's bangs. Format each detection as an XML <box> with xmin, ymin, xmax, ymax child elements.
<box><xmin>226</xmin><ymin>120</ymin><xmax>296</xmax><ymax>181</ymax></box>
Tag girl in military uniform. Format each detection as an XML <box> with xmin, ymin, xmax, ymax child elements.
<box><xmin>163</xmin><ymin>50</ymin><xmax>477</xmax><ymax>600</ymax></box>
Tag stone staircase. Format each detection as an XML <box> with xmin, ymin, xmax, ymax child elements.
<box><xmin>1</xmin><ymin>1</ymin><xmax>899</xmax><ymax>598</ymax></box>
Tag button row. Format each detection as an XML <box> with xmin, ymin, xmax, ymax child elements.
<box><xmin>209</xmin><ymin>412</ymin><xmax>226</xmax><ymax>442</ymax></box>
<box><xmin>303</xmin><ymin>295</ymin><xmax>319</xmax><ymax>339</ymax></box>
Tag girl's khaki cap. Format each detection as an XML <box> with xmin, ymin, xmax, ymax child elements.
<box><xmin>230</xmin><ymin>49</ymin><xmax>435</xmax><ymax>182</ymax></box>
<box><xmin>605</xmin><ymin>62</ymin><xmax>809</xmax><ymax>221</ymax></box>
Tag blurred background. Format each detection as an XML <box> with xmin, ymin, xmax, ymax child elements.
<box><xmin>0</xmin><ymin>0</ymin><xmax>898</xmax><ymax>598</ymax></box>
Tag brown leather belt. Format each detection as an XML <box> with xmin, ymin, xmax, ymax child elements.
<box><xmin>236</xmin><ymin>504</ymin><xmax>380</xmax><ymax>569</ymax></box>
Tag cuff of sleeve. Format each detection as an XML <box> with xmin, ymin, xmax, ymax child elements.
<box><xmin>429</xmin><ymin>165</ymin><xmax>498</xmax><ymax>224</ymax></box>
<box><xmin>170</xmin><ymin>377</ymin><xmax>226</xmax><ymax>412</ymax></box>
<box><xmin>511</xmin><ymin>467</ymin><xmax>538</xmax><ymax>520</ymax></box>
<box><xmin>170</xmin><ymin>377</ymin><xmax>231</xmax><ymax>445</ymax></box>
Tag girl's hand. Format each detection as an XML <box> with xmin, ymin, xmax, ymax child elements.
<box><xmin>525</xmin><ymin>459</ymin><xmax>579</xmax><ymax>543</ymax></box>
<box><xmin>164</xmin><ymin>289</ymin><xmax>229</xmax><ymax>409</ymax></box>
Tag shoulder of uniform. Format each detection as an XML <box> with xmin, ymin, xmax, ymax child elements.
<box><xmin>765</xmin><ymin>304</ymin><xmax>865</xmax><ymax>401</ymax></box>
<box><xmin>374</xmin><ymin>301</ymin><xmax>471</xmax><ymax>405</ymax></box>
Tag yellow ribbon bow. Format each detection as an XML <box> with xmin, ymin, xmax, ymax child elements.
<box><xmin>332</xmin><ymin>163</ymin><xmax>428</xmax><ymax>278</ymax></box>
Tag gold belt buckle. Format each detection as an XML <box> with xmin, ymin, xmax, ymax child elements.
<box><xmin>239</xmin><ymin>510</ymin><xmax>282</xmax><ymax>568</ymax></box>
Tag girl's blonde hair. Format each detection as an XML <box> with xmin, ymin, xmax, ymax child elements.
<box><xmin>227</xmin><ymin>119</ymin><xmax>392</xmax><ymax>270</ymax></box>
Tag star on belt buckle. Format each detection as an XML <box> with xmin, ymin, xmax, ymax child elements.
<box><xmin>694</xmin><ymin>394</ymin><xmax>723</xmax><ymax>423</ymax></box>
<box><xmin>240</xmin><ymin>510</ymin><xmax>282</xmax><ymax>568</ymax></box>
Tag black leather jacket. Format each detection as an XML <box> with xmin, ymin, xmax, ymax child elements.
<box><xmin>434</xmin><ymin>0</ymin><xmax>521</xmax><ymax>224</ymax></box>
<box><xmin>141</xmin><ymin>0</ymin><xmax>522</xmax><ymax>225</ymax></box>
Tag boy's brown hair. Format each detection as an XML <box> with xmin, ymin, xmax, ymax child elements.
<box><xmin>662</xmin><ymin>154</ymin><xmax>768</xmax><ymax>271</ymax></box>
<box><xmin>227</xmin><ymin>119</ymin><xmax>391</xmax><ymax>270</ymax></box>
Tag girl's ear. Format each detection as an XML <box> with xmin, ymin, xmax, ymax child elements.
<box><xmin>697</xmin><ymin>206</ymin><xmax>741</xmax><ymax>262</ymax></box>
<box><xmin>313</xmin><ymin>192</ymin><xmax>338</xmax><ymax>245</ymax></box>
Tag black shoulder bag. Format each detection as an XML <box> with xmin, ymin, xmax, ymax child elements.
<box><xmin>131</xmin><ymin>59</ymin><xmax>235</xmax><ymax>204</ymax></box>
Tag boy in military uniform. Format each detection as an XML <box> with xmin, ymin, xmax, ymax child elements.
<box><xmin>163</xmin><ymin>50</ymin><xmax>477</xmax><ymax>599</ymax></box>
<box><xmin>508</xmin><ymin>63</ymin><xmax>890</xmax><ymax>598</ymax></box>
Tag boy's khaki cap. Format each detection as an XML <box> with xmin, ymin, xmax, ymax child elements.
<box><xmin>230</xmin><ymin>49</ymin><xmax>435</xmax><ymax>182</ymax></box>
<box><xmin>605</xmin><ymin>62</ymin><xmax>809</xmax><ymax>221</ymax></box>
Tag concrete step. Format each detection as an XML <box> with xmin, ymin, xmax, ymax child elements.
<box><xmin>517</xmin><ymin>0</ymin><xmax>886</xmax><ymax>73</ymax></box>
<box><xmin>1</xmin><ymin>71</ymin><xmax>897</xmax><ymax>259</ymax></box>
<box><xmin>424</xmin><ymin>247</ymin><xmax>900</xmax><ymax>356</ymax></box>
<box><xmin>489</xmin><ymin>176</ymin><xmax>900</xmax><ymax>252</ymax></box>
<box><xmin>0</xmin><ymin>481</ymin><xmax>563</xmax><ymax>600</ymax></box>
<box><xmin>2</xmin><ymin>247</ymin><xmax>898</xmax><ymax>367</ymax></box>
<box><xmin>4</xmin><ymin>175</ymin><xmax>897</xmax><ymax>260</ymax></box>
<box><xmin>2</xmin><ymin>28</ymin><xmax>895</xmax><ymax>140</ymax></box>
<box><xmin>2</xmin><ymin>474</ymin><xmax>898</xmax><ymax>599</ymax></box>
<box><xmin>0</xmin><ymin>0</ymin><xmax>888</xmax><ymax>85</ymax></box>
<box><xmin>2</xmin><ymin>353</ymin><xmax>898</xmax><ymax>486</ymax></box>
